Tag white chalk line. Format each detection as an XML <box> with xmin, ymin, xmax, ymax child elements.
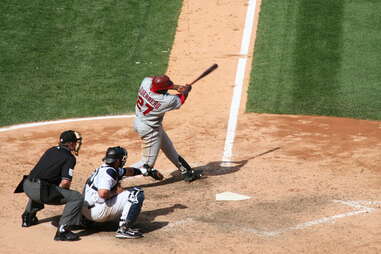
<box><xmin>349</xmin><ymin>200</ymin><xmax>381</xmax><ymax>206</ymax></box>
<box><xmin>222</xmin><ymin>0</ymin><xmax>257</xmax><ymax>163</ymax></box>
<box><xmin>165</xmin><ymin>200</ymin><xmax>380</xmax><ymax>236</ymax></box>
<box><xmin>243</xmin><ymin>200</ymin><xmax>378</xmax><ymax>237</ymax></box>
<box><xmin>244</xmin><ymin>209</ymin><xmax>371</xmax><ymax>237</ymax></box>
<box><xmin>163</xmin><ymin>218</ymin><xmax>195</xmax><ymax>230</ymax></box>
<box><xmin>0</xmin><ymin>114</ymin><xmax>135</xmax><ymax>133</ymax></box>
<box><xmin>333</xmin><ymin>199</ymin><xmax>375</xmax><ymax>212</ymax></box>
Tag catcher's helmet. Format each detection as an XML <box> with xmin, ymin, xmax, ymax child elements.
<box><xmin>150</xmin><ymin>75</ymin><xmax>174</xmax><ymax>93</ymax></box>
<box><xmin>103</xmin><ymin>146</ymin><xmax>128</xmax><ymax>167</ymax></box>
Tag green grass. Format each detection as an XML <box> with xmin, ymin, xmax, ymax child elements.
<box><xmin>247</xmin><ymin>0</ymin><xmax>381</xmax><ymax>120</ymax></box>
<box><xmin>0</xmin><ymin>0</ymin><xmax>182</xmax><ymax>126</ymax></box>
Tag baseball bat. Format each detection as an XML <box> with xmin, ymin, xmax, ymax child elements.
<box><xmin>188</xmin><ymin>64</ymin><xmax>218</xmax><ymax>85</ymax></box>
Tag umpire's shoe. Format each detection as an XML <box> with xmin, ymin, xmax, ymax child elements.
<box><xmin>54</xmin><ymin>225</ymin><xmax>80</xmax><ymax>241</ymax></box>
<box><xmin>21</xmin><ymin>212</ymin><xmax>39</xmax><ymax>227</ymax></box>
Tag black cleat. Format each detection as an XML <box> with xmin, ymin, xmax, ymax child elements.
<box><xmin>54</xmin><ymin>226</ymin><xmax>80</xmax><ymax>241</ymax></box>
<box><xmin>21</xmin><ymin>213</ymin><xmax>39</xmax><ymax>227</ymax></box>
<box><xmin>182</xmin><ymin>170</ymin><xmax>202</xmax><ymax>182</ymax></box>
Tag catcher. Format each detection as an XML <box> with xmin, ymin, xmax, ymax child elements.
<box><xmin>81</xmin><ymin>146</ymin><xmax>162</xmax><ymax>239</ymax></box>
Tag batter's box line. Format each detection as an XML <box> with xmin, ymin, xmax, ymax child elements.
<box><xmin>242</xmin><ymin>200</ymin><xmax>379</xmax><ymax>237</ymax></box>
<box><xmin>159</xmin><ymin>200</ymin><xmax>380</xmax><ymax>236</ymax></box>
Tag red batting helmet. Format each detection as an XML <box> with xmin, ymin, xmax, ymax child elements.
<box><xmin>150</xmin><ymin>75</ymin><xmax>174</xmax><ymax>93</ymax></box>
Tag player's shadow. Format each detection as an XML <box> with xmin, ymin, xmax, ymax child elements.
<box><xmin>136</xmin><ymin>147</ymin><xmax>280</xmax><ymax>188</ymax></box>
<box><xmin>137</xmin><ymin>203</ymin><xmax>187</xmax><ymax>233</ymax></box>
<box><xmin>38</xmin><ymin>215</ymin><xmax>61</xmax><ymax>226</ymax></box>
<box><xmin>75</xmin><ymin>203</ymin><xmax>187</xmax><ymax>236</ymax></box>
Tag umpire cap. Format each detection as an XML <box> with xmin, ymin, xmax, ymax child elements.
<box><xmin>59</xmin><ymin>130</ymin><xmax>82</xmax><ymax>144</ymax></box>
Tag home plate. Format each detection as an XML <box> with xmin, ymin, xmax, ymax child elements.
<box><xmin>216</xmin><ymin>192</ymin><xmax>251</xmax><ymax>201</ymax></box>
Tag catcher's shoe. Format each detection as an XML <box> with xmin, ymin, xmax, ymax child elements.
<box><xmin>21</xmin><ymin>212</ymin><xmax>39</xmax><ymax>227</ymax></box>
<box><xmin>182</xmin><ymin>170</ymin><xmax>202</xmax><ymax>182</ymax></box>
<box><xmin>54</xmin><ymin>225</ymin><xmax>80</xmax><ymax>241</ymax></box>
<box><xmin>115</xmin><ymin>226</ymin><xmax>143</xmax><ymax>239</ymax></box>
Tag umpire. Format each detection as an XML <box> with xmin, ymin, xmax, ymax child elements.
<box><xmin>20</xmin><ymin>130</ymin><xmax>84</xmax><ymax>241</ymax></box>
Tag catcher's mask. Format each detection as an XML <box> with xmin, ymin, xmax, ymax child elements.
<box><xmin>59</xmin><ymin>130</ymin><xmax>82</xmax><ymax>156</ymax></box>
<box><xmin>103</xmin><ymin>146</ymin><xmax>128</xmax><ymax>167</ymax></box>
<box><xmin>150</xmin><ymin>75</ymin><xmax>174</xmax><ymax>93</ymax></box>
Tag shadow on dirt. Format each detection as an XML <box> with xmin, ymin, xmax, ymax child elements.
<box><xmin>38</xmin><ymin>215</ymin><xmax>61</xmax><ymax>226</ymax></box>
<box><xmin>40</xmin><ymin>204</ymin><xmax>187</xmax><ymax>236</ymax></box>
<box><xmin>71</xmin><ymin>203</ymin><xmax>187</xmax><ymax>236</ymax></box>
<box><xmin>136</xmin><ymin>147</ymin><xmax>280</xmax><ymax>188</ymax></box>
<box><xmin>203</xmin><ymin>146</ymin><xmax>280</xmax><ymax>176</ymax></box>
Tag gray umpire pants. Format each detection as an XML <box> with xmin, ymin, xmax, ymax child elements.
<box><xmin>23</xmin><ymin>178</ymin><xmax>83</xmax><ymax>227</ymax></box>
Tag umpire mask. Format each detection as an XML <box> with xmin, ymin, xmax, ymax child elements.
<box><xmin>73</xmin><ymin>133</ymin><xmax>82</xmax><ymax>156</ymax></box>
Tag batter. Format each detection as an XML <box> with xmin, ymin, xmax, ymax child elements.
<box><xmin>131</xmin><ymin>75</ymin><xmax>201</xmax><ymax>182</ymax></box>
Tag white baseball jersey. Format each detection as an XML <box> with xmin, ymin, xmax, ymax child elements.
<box><xmin>82</xmin><ymin>164</ymin><xmax>143</xmax><ymax>224</ymax></box>
<box><xmin>135</xmin><ymin>77</ymin><xmax>182</xmax><ymax>128</ymax></box>
<box><xmin>83</xmin><ymin>164</ymin><xmax>126</xmax><ymax>206</ymax></box>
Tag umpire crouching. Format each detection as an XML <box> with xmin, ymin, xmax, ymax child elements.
<box><xmin>20</xmin><ymin>130</ymin><xmax>84</xmax><ymax>241</ymax></box>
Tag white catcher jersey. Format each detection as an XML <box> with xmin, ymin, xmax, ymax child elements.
<box><xmin>83</xmin><ymin>164</ymin><xmax>126</xmax><ymax>206</ymax></box>
<box><xmin>135</xmin><ymin>77</ymin><xmax>182</xmax><ymax>128</ymax></box>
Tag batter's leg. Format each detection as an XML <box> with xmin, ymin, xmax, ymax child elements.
<box><xmin>160</xmin><ymin>130</ymin><xmax>200</xmax><ymax>182</ymax></box>
<box><xmin>132</xmin><ymin>128</ymin><xmax>162</xmax><ymax>170</ymax></box>
<box><xmin>160</xmin><ymin>129</ymin><xmax>180</xmax><ymax>167</ymax></box>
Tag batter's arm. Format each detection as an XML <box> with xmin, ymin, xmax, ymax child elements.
<box><xmin>174</xmin><ymin>85</ymin><xmax>192</xmax><ymax>104</ymax></box>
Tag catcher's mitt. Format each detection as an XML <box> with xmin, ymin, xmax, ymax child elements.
<box><xmin>147</xmin><ymin>169</ymin><xmax>164</xmax><ymax>181</ymax></box>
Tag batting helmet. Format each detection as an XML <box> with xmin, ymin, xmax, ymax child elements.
<box><xmin>150</xmin><ymin>75</ymin><xmax>174</xmax><ymax>93</ymax></box>
<box><xmin>103</xmin><ymin>146</ymin><xmax>128</xmax><ymax>167</ymax></box>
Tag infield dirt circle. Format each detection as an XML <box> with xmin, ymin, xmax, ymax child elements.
<box><xmin>1</xmin><ymin>0</ymin><xmax>381</xmax><ymax>253</ymax></box>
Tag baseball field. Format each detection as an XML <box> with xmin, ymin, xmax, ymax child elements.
<box><xmin>1</xmin><ymin>0</ymin><xmax>381</xmax><ymax>253</ymax></box>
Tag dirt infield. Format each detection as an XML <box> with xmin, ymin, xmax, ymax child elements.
<box><xmin>1</xmin><ymin>0</ymin><xmax>381</xmax><ymax>253</ymax></box>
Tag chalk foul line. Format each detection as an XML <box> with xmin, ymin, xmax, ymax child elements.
<box><xmin>243</xmin><ymin>200</ymin><xmax>378</xmax><ymax>237</ymax></box>
<box><xmin>165</xmin><ymin>200</ymin><xmax>380</xmax><ymax>237</ymax></box>
<box><xmin>222</xmin><ymin>0</ymin><xmax>258</xmax><ymax>163</ymax></box>
<box><xmin>0</xmin><ymin>114</ymin><xmax>135</xmax><ymax>133</ymax></box>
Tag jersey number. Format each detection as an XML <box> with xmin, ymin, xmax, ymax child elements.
<box><xmin>136</xmin><ymin>96</ymin><xmax>153</xmax><ymax>115</ymax></box>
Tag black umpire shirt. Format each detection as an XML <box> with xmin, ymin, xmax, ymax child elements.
<box><xmin>29</xmin><ymin>146</ymin><xmax>76</xmax><ymax>186</ymax></box>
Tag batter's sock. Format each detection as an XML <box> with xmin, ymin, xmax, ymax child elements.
<box><xmin>178</xmin><ymin>156</ymin><xmax>192</xmax><ymax>173</ymax></box>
